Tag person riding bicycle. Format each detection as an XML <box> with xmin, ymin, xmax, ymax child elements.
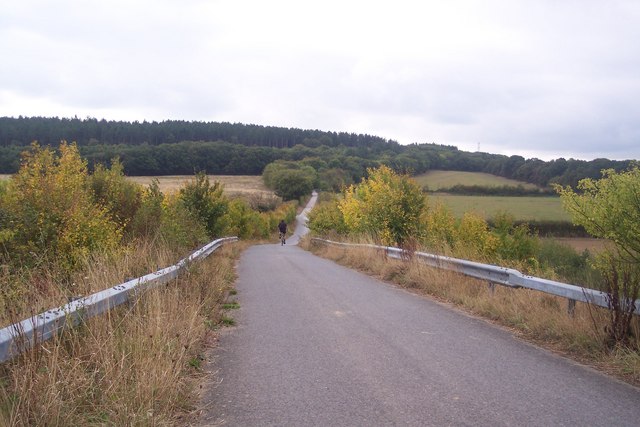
<box><xmin>278</xmin><ymin>219</ymin><xmax>287</xmax><ymax>244</ymax></box>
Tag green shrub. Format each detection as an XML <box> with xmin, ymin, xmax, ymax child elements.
<box><xmin>129</xmin><ymin>179</ymin><xmax>165</xmax><ymax>239</ymax></box>
<box><xmin>536</xmin><ymin>240</ymin><xmax>599</xmax><ymax>287</ymax></box>
<box><xmin>492</xmin><ymin>212</ymin><xmax>539</xmax><ymax>263</ymax></box>
<box><xmin>307</xmin><ymin>197</ymin><xmax>348</xmax><ymax>235</ymax></box>
<box><xmin>224</xmin><ymin>198</ymin><xmax>269</xmax><ymax>239</ymax></box>
<box><xmin>179</xmin><ymin>172</ymin><xmax>228</xmax><ymax>237</ymax></box>
<box><xmin>90</xmin><ymin>158</ymin><xmax>143</xmax><ymax>235</ymax></box>
<box><xmin>159</xmin><ymin>193</ymin><xmax>209</xmax><ymax>249</ymax></box>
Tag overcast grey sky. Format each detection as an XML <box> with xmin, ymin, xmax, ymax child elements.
<box><xmin>1</xmin><ymin>0</ymin><xmax>639</xmax><ymax>161</ymax></box>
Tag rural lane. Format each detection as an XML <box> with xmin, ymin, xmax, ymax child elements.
<box><xmin>197</xmin><ymin>199</ymin><xmax>640</xmax><ymax>426</ymax></box>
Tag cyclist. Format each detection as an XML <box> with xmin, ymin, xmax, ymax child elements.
<box><xmin>278</xmin><ymin>219</ymin><xmax>287</xmax><ymax>244</ymax></box>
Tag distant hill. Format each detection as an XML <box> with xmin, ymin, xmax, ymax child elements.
<box><xmin>0</xmin><ymin>116</ymin><xmax>633</xmax><ymax>188</ymax></box>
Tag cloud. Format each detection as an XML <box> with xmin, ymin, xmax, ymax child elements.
<box><xmin>1</xmin><ymin>0</ymin><xmax>639</xmax><ymax>160</ymax></box>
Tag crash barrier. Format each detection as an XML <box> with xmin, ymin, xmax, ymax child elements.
<box><xmin>0</xmin><ymin>237</ymin><xmax>238</xmax><ymax>363</ymax></box>
<box><xmin>311</xmin><ymin>238</ymin><xmax>640</xmax><ymax>316</ymax></box>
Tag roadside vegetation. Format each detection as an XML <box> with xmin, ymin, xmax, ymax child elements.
<box><xmin>1</xmin><ymin>135</ymin><xmax>638</xmax><ymax>418</ymax></box>
<box><xmin>305</xmin><ymin>164</ymin><xmax>640</xmax><ymax>384</ymax></box>
<box><xmin>0</xmin><ymin>143</ymin><xmax>297</xmax><ymax>425</ymax></box>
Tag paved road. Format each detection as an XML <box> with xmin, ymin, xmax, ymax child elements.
<box><xmin>198</xmin><ymin>199</ymin><xmax>640</xmax><ymax>426</ymax></box>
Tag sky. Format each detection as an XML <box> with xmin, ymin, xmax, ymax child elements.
<box><xmin>1</xmin><ymin>0</ymin><xmax>639</xmax><ymax>161</ymax></box>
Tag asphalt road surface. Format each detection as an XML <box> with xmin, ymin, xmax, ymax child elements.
<box><xmin>198</xmin><ymin>200</ymin><xmax>640</xmax><ymax>426</ymax></box>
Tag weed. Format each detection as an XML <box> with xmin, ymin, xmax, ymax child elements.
<box><xmin>189</xmin><ymin>356</ymin><xmax>203</xmax><ymax>370</ymax></box>
<box><xmin>221</xmin><ymin>316</ymin><xmax>236</xmax><ymax>326</ymax></box>
<box><xmin>222</xmin><ymin>301</ymin><xmax>240</xmax><ymax>310</ymax></box>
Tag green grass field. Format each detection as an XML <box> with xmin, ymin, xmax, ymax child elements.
<box><xmin>429</xmin><ymin>194</ymin><xmax>570</xmax><ymax>221</ymax></box>
<box><xmin>414</xmin><ymin>170</ymin><xmax>540</xmax><ymax>190</ymax></box>
<box><xmin>413</xmin><ymin>171</ymin><xmax>565</xmax><ymax>221</ymax></box>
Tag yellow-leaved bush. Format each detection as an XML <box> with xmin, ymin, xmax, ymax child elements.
<box><xmin>422</xmin><ymin>201</ymin><xmax>457</xmax><ymax>252</ymax></box>
<box><xmin>1</xmin><ymin>142</ymin><xmax>122</xmax><ymax>271</ymax></box>
<box><xmin>454</xmin><ymin>212</ymin><xmax>499</xmax><ymax>260</ymax></box>
<box><xmin>339</xmin><ymin>165</ymin><xmax>426</xmax><ymax>247</ymax></box>
<box><xmin>308</xmin><ymin>166</ymin><xmax>537</xmax><ymax>266</ymax></box>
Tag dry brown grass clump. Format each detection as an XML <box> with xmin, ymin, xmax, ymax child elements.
<box><xmin>303</xmin><ymin>238</ymin><xmax>640</xmax><ymax>385</ymax></box>
<box><xmin>0</xmin><ymin>243</ymin><xmax>244</xmax><ymax>426</ymax></box>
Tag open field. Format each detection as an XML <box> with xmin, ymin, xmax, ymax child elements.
<box><xmin>414</xmin><ymin>170</ymin><xmax>540</xmax><ymax>190</ymax></box>
<box><xmin>127</xmin><ymin>175</ymin><xmax>271</xmax><ymax>197</ymax></box>
<box><xmin>2</xmin><ymin>174</ymin><xmax>271</xmax><ymax>198</ymax></box>
<box><xmin>429</xmin><ymin>194</ymin><xmax>570</xmax><ymax>221</ymax></box>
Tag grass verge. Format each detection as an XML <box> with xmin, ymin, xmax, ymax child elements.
<box><xmin>303</xmin><ymin>237</ymin><xmax>640</xmax><ymax>386</ymax></box>
<box><xmin>0</xmin><ymin>241</ymin><xmax>246</xmax><ymax>426</ymax></box>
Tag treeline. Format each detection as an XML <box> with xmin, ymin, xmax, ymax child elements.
<box><xmin>0</xmin><ymin>117</ymin><xmax>635</xmax><ymax>188</ymax></box>
<box><xmin>0</xmin><ymin>116</ymin><xmax>395</xmax><ymax>150</ymax></box>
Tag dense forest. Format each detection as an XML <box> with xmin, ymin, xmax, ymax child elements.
<box><xmin>0</xmin><ymin>116</ymin><xmax>634</xmax><ymax>188</ymax></box>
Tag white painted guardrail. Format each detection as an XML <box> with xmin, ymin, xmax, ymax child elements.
<box><xmin>311</xmin><ymin>238</ymin><xmax>640</xmax><ymax>316</ymax></box>
<box><xmin>0</xmin><ymin>237</ymin><xmax>238</xmax><ymax>363</ymax></box>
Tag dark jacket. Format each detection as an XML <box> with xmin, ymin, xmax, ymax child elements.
<box><xmin>278</xmin><ymin>221</ymin><xmax>287</xmax><ymax>233</ymax></box>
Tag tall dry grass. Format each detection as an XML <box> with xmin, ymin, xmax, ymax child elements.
<box><xmin>304</xmin><ymin>237</ymin><xmax>640</xmax><ymax>385</ymax></box>
<box><xmin>0</xmin><ymin>242</ymin><xmax>244</xmax><ymax>426</ymax></box>
<box><xmin>2</xmin><ymin>239</ymin><xmax>195</xmax><ymax>329</ymax></box>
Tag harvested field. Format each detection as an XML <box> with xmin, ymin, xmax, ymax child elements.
<box><xmin>127</xmin><ymin>175</ymin><xmax>272</xmax><ymax>197</ymax></box>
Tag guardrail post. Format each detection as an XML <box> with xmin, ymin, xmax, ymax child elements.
<box><xmin>567</xmin><ymin>299</ymin><xmax>576</xmax><ymax>317</ymax></box>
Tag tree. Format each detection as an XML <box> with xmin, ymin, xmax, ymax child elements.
<box><xmin>556</xmin><ymin>165</ymin><xmax>640</xmax><ymax>347</ymax></box>
<box><xmin>262</xmin><ymin>160</ymin><xmax>316</xmax><ymax>201</ymax></box>
<box><xmin>273</xmin><ymin>169</ymin><xmax>315</xmax><ymax>201</ymax></box>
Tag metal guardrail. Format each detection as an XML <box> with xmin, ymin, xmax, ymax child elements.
<box><xmin>0</xmin><ymin>237</ymin><xmax>238</xmax><ymax>363</ymax></box>
<box><xmin>311</xmin><ymin>238</ymin><xmax>639</xmax><ymax>315</ymax></box>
